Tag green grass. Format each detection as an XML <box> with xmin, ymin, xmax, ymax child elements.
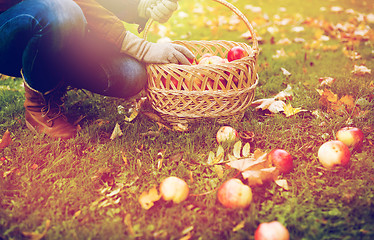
<box><xmin>1</xmin><ymin>0</ymin><xmax>374</xmax><ymax>239</ymax></box>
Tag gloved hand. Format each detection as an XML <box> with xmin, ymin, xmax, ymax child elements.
<box><xmin>138</xmin><ymin>0</ymin><xmax>178</xmax><ymax>23</ymax></box>
<box><xmin>121</xmin><ymin>31</ymin><xmax>195</xmax><ymax>65</ymax></box>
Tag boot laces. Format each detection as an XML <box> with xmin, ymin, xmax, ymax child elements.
<box><xmin>41</xmin><ymin>97</ymin><xmax>67</xmax><ymax>123</ymax></box>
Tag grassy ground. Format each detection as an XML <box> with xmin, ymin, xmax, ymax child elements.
<box><xmin>1</xmin><ymin>0</ymin><xmax>374</xmax><ymax>239</ymax></box>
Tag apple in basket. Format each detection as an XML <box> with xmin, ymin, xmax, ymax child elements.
<box><xmin>227</xmin><ymin>46</ymin><xmax>248</xmax><ymax>62</ymax></box>
<box><xmin>161</xmin><ymin>76</ymin><xmax>179</xmax><ymax>89</ymax></box>
<box><xmin>184</xmin><ymin>77</ymin><xmax>203</xmax><ymax>90</ymax></box>
<box><xmin>197</xmin><ymin>53</ymin><xmax>213</xmax><ymax>64</ymax></box>
<box><xmin>207</xmin><ymin>77</ymin><xmax>228</xmax><ymax>90</ymax></box>
<box><xmin>198</xmin><ymin>55</ymin><xmax>227</xmax><ymax>65</ymax></box>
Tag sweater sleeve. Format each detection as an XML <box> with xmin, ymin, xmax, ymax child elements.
<box><xmin>74</xmin><ymin>0</ymin><xmax>143</xmax><ymax>49</ymax></box>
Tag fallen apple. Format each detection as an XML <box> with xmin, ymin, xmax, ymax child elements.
<box><xmin>254</xmin><ymin>221</ymin><xmax>290</xmax><ymax>240</ymax></box>
<box><xmin>217</xmin><ymin>178</ymin><xmax>252</xmax><ymax>209</ymax></box>
<box><xmin>268</xmin><ymin>149</ymin><xmax>293</xmax><ymax>174</ymax></box>
<box><xmin>336</xmin><ymin>127</ymin><xmax>364</xmax><ymax>150</ymax></box>
<box><xmin>159</xmin><ymin>176</ymin><xmax>189</xmax><ymax>204</ymax></box>
<box><xmin>216</xmin><ymin>126</ymin><xmax>238</xmax><ymax>144</ymax></box>
<box><xmin>227</xmin><ymin>46</ymin><xmax>248</xmax><ymax>62</ymax></box>
<box><xmin>317</xmin><ymin>140</ymin><xmax>350</xmax><ymax>169</ymax></box>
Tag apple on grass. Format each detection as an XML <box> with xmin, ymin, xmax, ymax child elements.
<box><xmin>159</xmin><ymin>176</ymin><xmax>189</xmax><ymax>204</ymax></box>
<box><xmin>216</xmin><ymin>126</ymin><xmax>238</xmax><ymax>144</ymax></box>
<box><xmin>317</xmin><ymin>140</ymin><xmax>350</xmax><ymax>169</ymax></box>
<box><xmin>227</xmin><ymin>46</ymin><xmax>248</xmax><ymax>62</ymax></box>
<box><xmin>254</xmin><ymin>221</ymin><xmax>290</xmax><ymax>240</ymax></box>
<box><xmin>336</xmin><ymin>127</ymin><xmax>364</xmax><ymax>150</ymax></box>
<box><xmin>268</xmin><ymin>149</ymin><xmax>293</xmax><ymax>174</ymax></box>
<box><xmin>217</xmin><ymin>178</ymin><xmax>252</xmax><ymax>209</ymax></box>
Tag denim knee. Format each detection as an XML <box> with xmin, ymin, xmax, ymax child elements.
<box><xmin>107</xmin><ymin>57</ymin><xmax>148</xmax><ymax>98</ymax></box>
<box><xmin>33</xmin><ymin>0</ymin><xmax>87</xmax><ymax>50</ymax></box>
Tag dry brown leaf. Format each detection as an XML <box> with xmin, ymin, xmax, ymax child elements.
<box><xmin>110</xmin><ymin>123</ymin><xmax>123</xmax><ymax>140</ymax></box>
<box><xmin>138</xmin><ymin>186</ymin><xmax>161</xmax><ymax>210</ymax></box>
<box><xmin>0</xmin><ymin>129</ymin><xmax>12</xmax><ymax>151</ymax></box>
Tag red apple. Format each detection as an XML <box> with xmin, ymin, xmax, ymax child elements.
<box><xmin>317</xmin><ymin>140</ymin><xmax>350</xmax><ymax>169</ymax></box>
<box><xmin>187</xmin><ymin>57</ymin><xmax>196</xmax><ymax>64</ymax></box>
<box><xmin>336</xmin><ymin>127</ymin><xmax>364</xmax><ymax>150</ymax></box>
<box><xmin>254</xmin><ymin>221</ymin><xmax>290</xmax><ymax>240</ymax></box>
<box><xmin>216</xmin><ymin>126</ymin><xmax>238</xmax><ymax>144</ymax></box>
<box><xmin>268</xmin><ymin>149</ymin><xmax>293</xmax><ymax>174</ymax></box>
<box><xmin>227</xmin><ymin>46</ymin><xmax>248</xmax><ymax>62</ymax></box>
<box><xmin>217</xmin><ymin>178</ymin><xmax>252</xmax><ymax>209</ymax></box>
<box><xmin>159</xmin><ymin>176</ymin><xmax>189</xmax><ymax>204</ymax></box>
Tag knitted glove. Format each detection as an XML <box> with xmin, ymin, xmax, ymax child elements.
<box><xmin>121</xmin><ymin>31</ymin><xmax>194</xmax><ymax>64</ymax></box>
<box><xmin>138</xmin><ymin>0</ymin><xmax>178</xmax><ymax>23</ymax></box>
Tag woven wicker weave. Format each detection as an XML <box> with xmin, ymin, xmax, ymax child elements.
<box><xmin>144</xmin><ymin>0</ymin><xmax>259</xmax><ymax>125</ymax></box>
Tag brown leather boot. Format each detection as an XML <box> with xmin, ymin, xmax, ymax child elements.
<box><xmin>23</xmin><ymin>82</ymin><xmax>77</xmax><ymax>139</ymax></box>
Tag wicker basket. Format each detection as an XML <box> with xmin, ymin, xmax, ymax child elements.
<box><xmin>144</xmin><ymin>0</ymin><xmax>259</xmax><ymax>125</ymax></box>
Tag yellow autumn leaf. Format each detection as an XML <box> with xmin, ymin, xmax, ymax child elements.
<box><xmin>138</xmin><ymin>186</ymin><xmax>162</xmax><ymax>210</ymax></box>
<box><xmin>339</xmin><ymin>95</ymin><xmax>355</xmax><ymax>110</ymax></box>
<box><xmin>283</xmin><ymin>103</ymin><xmax>308</xmax><ymax>117</ymax></box>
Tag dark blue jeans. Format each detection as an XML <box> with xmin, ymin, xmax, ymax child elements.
<box><xmin>0</xmin><ymin>0</ymin><xmax>147</xmax><ymax>98</ymax></box>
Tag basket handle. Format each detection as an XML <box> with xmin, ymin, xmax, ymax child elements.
<box><xmin>142</xmin><ymin>0</ymin><xmax>258</xmax><ymax>51</ymax></box>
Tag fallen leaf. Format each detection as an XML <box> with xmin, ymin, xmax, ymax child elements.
<box><xmin>0</xmin><ymin>129</ymin><xmax>12</xmax><ymax>151</ymax></box>
<box><xmin>275</xmin><ymin>179</ymin><xmax>290</xmax><ymax>190</ymax></box>
<box><xmin>283</xmin><ymin>103</ymin><xmax>308</xmax><ymax>117</ymax></box>
<box><xmin>280</xmin><ymin>67</ymin><xmax>292</xmax><ymax>77</ymax></box>
<box><xmin>242</xmin><ymin>167</ymin><xmax>278</xmax><ymax>186</ymax></box>
<box><xmin>110</xmin><ymin>123</ymin><xmax>123</xmax><ymax>140</ymax></box>
<box><xmin>251</xmin><ymin>98</ymin><xmax>286</xmax><ymax>113</ymax></box>
<box><xmin>319</xmin><ymin>77</ymin><xmax>336</xmax><ymax>87</ymax></box>
<box><xmin>124</xmin><ymin>109</ymin><xmax>139</xmax><ymax>122</ymax></box>
<box><xmin>339</xmin><ymin>95</ymin><xmax>356</xmax><ymax>110</ymax></box>
<box><xmin>22</xmin><ymin>219</ymin><xmax>51</xmax><ymax>240</ymax></box>
<box><xmin>274</xmin><ymin>85</ymin><xmax>293</xmax><ymax>101</ymax></box>
<box><xmin>214</xmin><ymin>165</ymin><xmax>224</xmax><ymax>179</ymax></box>
<box><xmin>352</xmin><ymin>65</ymin><xmax>371</xmax><ymax>75</ymax></box>
<box><xmin>138</xmin><ymin>186</ymin><xmax>161</xmax><ymax>210</ymax></box>
<box><xmin>173</xmin><ymin>123</ymin><xmax>189</xmax><ymax>132</ymax></box>
<box><xmin>232</xmin><ymin>220</ymin><xmax>246</xmax><ymax>232</ymax></box>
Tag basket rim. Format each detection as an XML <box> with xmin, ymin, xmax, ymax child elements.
<box><xmin>147</xmin><ymin>74</ymin><xmax>258</xmax><ymax>97</ymax></box>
